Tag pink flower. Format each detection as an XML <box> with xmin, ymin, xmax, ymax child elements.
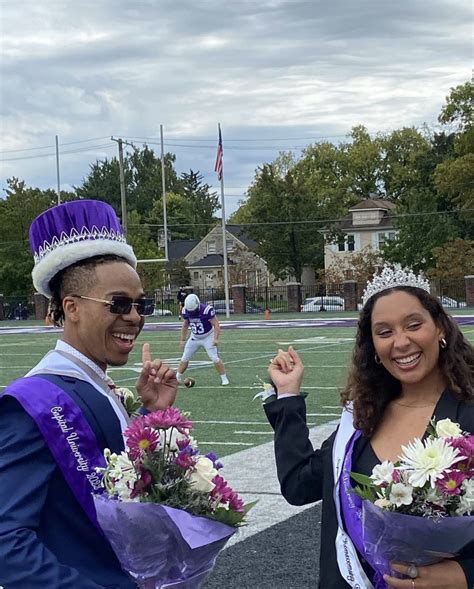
<box><xmin>436</xmin><ymin>471</ymin><xmax>467</xmax><ymax>496</ymax></box>
<box><xmin>126</xmin><ymin>424</ymin><xmax>160</xmax><ymax>460</ymax></box>
<box><xmin>130</xmin><ymin>467</ymin><xmax>153</xmax><ymax>499</ymax></box>
<box><xmin>175</xmin><ymin>446</ymin><xmax>198</xmax><ymax>470</ymax></box>
<box><xmin>211</xmin><ymin>475</ymin><xmax>235</xmax><ymax>503</ymax></box>
<box><xmin>144</xmin><ymin>407</ymin><xmax>193</xmax><ymax>433</ymax></box>
<box><xmin>229</xmin><ymin>493</ymin><xmax>245</xmax><ymax>513</ymax></box>
<box><xmin>211</xmin><ymin>475</ymin><xmax>245</xmax><ymax>513</ymax></box>
<box><xmin>392</xmin><ymin>469</ymin><xmax>401</xmax><ymax>483</ymax></box>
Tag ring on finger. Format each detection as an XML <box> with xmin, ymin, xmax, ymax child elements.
<box><xmin>407</xmin><ymin>564</ymin><xmax>418</xmax><ymax>579</ymax></box>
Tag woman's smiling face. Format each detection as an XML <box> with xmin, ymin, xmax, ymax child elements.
<box><xmin>370</xmin><ymin>290</ymin><xmax>445</xmax><ymax>392</ymax></box>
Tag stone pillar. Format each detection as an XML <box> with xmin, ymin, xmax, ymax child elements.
<box><xmin>0</xmin><ymin>294</ymin><xmax>4</xmax><ymax>320</ymax></box>
<box><xmin>287</xmin><ymin>282</ymin><xmax>302</xmax><ymax>312</ymax></box>
<box><xmin>343</xmin><ymin>280</ymin><xmax>358</xmax><ymax>312</ymax></box>
<box><xmin>232</xmin><ymin>284</ymin><xmax>246</xmax><ymax>314</ymax></box>
<box><xmin>465</xmin><ymin>275</ymin><xmax>474</xmax><ymax>308</ymax></box>
<box><xmin>34</xmin><ymin>293</ymin><xmax>49</xmax><ymax>320</ymax></box>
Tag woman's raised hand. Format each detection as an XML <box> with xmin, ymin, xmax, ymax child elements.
<box><xmin>268</xmin><ymin>346</ymin><xmax>304</xmax><ymax>397</ymax></box>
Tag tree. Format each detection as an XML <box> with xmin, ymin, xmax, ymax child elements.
<box><xmin>165</xmin><ymin>259</ymin><xmax>190</xmax><ymax>288</ymax></box>
<box><xmin>428</xmin><ymin>238</ymin><xmax>474</xmax><ymax>279</ymax></box>
<box><xmin>127</xmin><ymin>211</ymin><xmax>166</xmax><ymax>292</ymax></box>
<box><xmin>434</xmin><ymin>80</ymin><xmax>474</xmax><ymax>214</ymax></box>
<box><xmin>128</xmin><ymin>146</ymin><xmax>181</xmax><ymax>217</ymax></box>
<box><xmin>180</xmin><ymin>170</ymin><xmax>220</xmax><ymax>239</ymax></box>
<box><xmin>241</xmin><ymin>160</ymin><xmax>320</xmax><ymax>282</ymax></box>
<box><xmin>323</xmin><ymin>246</ymin><xmax>383</xmax><ymax>284</ymax></box>
<box><xmin>75</xmin><ymin>158</ymin><xmax>126</xmax><ymax>217</ymax></box>
<box><xmin>75</xmin><ymin>145</ymin><xmax>181</xmax><ymax>225</ymax></box>
<box><xmin>0</xmin><ymin>179</ymin><xmax>61</xmax><ymax>295</ymax></box>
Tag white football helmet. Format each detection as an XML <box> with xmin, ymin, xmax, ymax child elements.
<box><xmin>184</xmin><ymin>294</ymin><xmax>200</xmax><ymax>312</ymax></box>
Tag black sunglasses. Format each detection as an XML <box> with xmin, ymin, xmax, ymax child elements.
<box><xmin>73</xmin><ymin>295</ymin><xmax>155</xmax><ymax>316</ymax></box>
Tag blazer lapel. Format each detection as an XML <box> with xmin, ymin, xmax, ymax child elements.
<box><xmin>70</xmin><ymin>378</ymin><xmax>125</xmax><ymax>453</ymax></box>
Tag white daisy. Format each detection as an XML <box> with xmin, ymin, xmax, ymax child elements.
<box><xmin>399</xmin><ymin>437</ymin><xmax>464</xmax><ymax>488</ymax></box>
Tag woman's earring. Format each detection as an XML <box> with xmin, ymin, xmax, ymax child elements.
<box><xmin>439</xmin><ymin>337</ymin><xmax>447</xmax><ymax>349</ymax></box>
<box><xmin>374</xmin><ymin>353</ymin><xmax>382</xmax><ymax>364</ymax></box>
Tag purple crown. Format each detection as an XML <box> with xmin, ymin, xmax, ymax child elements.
<box><xmin>29</xmin><ymin>200</ymin><xmax>137</xmax><ymax>297</ymax></box>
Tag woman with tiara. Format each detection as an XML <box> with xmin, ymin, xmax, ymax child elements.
<box><xmin>265</xmin><ymin>265</ymin><xmax>474</xmax><ymax>589</ymax></box>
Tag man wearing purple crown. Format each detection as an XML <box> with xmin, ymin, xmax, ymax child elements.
<box><xmin>0</xmin><ymin>200</ymin><xmax>178</xmax><ymax>588</ymax></box>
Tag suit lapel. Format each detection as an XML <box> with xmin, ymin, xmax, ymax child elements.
<box><xmin>70</xmin><ymin>378</ymin><xmax>125</xmax><ymax>453</ymax></box>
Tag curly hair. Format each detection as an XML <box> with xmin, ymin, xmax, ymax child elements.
<box><xmin>340</xmin><ymin>286</ymin><xmax>474</xmax><ymax>436</ymax></box>
<box><xmin>47</xmin><ymin>255</ymin><xmax>129</xmax><ymax>327</ymax></box>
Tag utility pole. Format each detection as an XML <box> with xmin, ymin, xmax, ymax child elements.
<box><xmin>111</xmin><ymin>137</ymin><xmax>128</xmax><ymax>236</ymax></box>
<box><xmin>55</xmin><ymin>135</ymin><xmax>61</xmax><ymax>205</ymax></box>
<box><xmin>160</xmin><ymin>125</ymin><xmax>169</xmax><ymax>262</ymax></box>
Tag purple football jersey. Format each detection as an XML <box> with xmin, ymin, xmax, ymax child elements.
<box><xmin>183</xmin><ymin>303</ymin><xmax>216</xmax><ymax>338</ymax></box>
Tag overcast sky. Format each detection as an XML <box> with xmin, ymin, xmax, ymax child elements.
<box><xmin>0</xmin><ymin>0</ymin><xmax>471</xmax><ymax>216</ymax></box>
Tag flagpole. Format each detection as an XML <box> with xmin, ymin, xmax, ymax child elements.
<box><xmin>217</xmin><ymin>123</ymin><xmax>230</xmax><ymax>319</ymax></box>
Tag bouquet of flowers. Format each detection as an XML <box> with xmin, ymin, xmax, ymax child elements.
<box><xmin>94</xmin><ymin>407</ymin><xmax>255</xmax><ymax>589</ymax></box>
<box><xmin>351</xmin><ymin>418</ymin><xmax>474</xmax><ymax>581</ymax></box>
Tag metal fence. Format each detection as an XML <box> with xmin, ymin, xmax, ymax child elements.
<box><xmin>2</xmin><ymin>296</ymin><xmax>34</xmax><ymax>320</ymax></box>
<box><xmin>2</xmin><ymin>277</ymin><xmax>471</xmax><ymax>320</ymax></box>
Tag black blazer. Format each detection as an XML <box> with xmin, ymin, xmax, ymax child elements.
<box><xmin>265</xmin><ymin>391</ymin><xmax>474</xmax><ymax>589</ymax></box>
<box><xmin>0</xmin><ymin>374</ymin><xmax>137</xmax><ymax>589</ymax></box>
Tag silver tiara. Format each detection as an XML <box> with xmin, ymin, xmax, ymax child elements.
<box><xmin>361</xmin><ymin>264</ymin><xmax>430</xmax><ymax>307</ymax></box>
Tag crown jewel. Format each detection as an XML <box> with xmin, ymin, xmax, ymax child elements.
<box><xmin>362</xmin><ymin>264</ymin><xmax>430</xmax><ymax>307</ymax></box>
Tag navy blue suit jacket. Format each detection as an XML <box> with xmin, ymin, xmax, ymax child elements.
<box><xmin>0</xmin><ymin>374</ymin><xmax>137</xmax><ymax>589</ymax></box>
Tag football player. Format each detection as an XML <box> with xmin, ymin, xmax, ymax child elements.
<box><xmin>176</xmin><ymin>294</ymin><xmax>229</xmax><ymax>386</ymax></box>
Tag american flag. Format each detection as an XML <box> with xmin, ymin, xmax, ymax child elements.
<box><xmin>214</xmin><ymin>126</ymin><xmax>223</xmax><ymax>181</ymax></box>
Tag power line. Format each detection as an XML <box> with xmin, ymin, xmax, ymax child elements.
<box><xmin>0</xmin><ymin>136</ymin><xmax>112</xmax><ymax>155</ymax></box>
<box><xmin>1</xmin><ymin>122</ymin><xmax>445</xmax><ymax>157</ymax></box>
<box><xmin>0</xmin><ymin>143</ymin><xmax>115</xmax><ymax>162</ymax></box>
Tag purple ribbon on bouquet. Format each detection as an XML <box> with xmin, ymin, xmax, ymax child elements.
<box><xmin>339</xmin><ymin>430</ymin><xmax>385</xmax><ymax>589</ymax></box>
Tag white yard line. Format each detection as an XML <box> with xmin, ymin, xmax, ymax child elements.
<box><xmin>221</xmin><ymin>420</ymin><xmax>339</xmax><ymax>547</ymax></box>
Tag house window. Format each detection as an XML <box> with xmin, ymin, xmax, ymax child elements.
<box><xmin>193</xmin><ymin>271</ymin><xmax>199</xmax><ymax>279</ymax></box>
<box><xmin>378</xmin><ymin>232</ymin><xmax>396</xmax><ymax>248</ymax></box>
<box><xmin>226</xmin><ymin>240</ymin><xmax>234</xmax><ymax>252</ymax></box>
<box><xmin>207</xmin><ymin>241</ymin><xmax>216</xmax><ymax>254</ymax></box>
<box><xmin>337</xmin><ymin>234</ymin><xmax>355</xmax><ymax>252</ymax></box>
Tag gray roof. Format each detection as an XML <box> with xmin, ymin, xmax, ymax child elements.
<box><xmin>187</xmin><ymin>254</ymin><xmax>235</xmax><ymax>268</ymax></box>
<box><xmin>226</xmin><ymin>225</ymin><xmax>258</xmax><ymax>248</ymax></box>
<box><xmin>168</xmin><ymin>240</ymin><xmax>200</xmax><ymax>260</ymax></box>
<box><xmin>348</xmin><ymin>198</ymin><xmax>396</xmax><ymax>211</ymax></box>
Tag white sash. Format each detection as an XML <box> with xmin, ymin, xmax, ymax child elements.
<box><xmin>332</xmin><ymin>405</ymin><xmax>374</xmax><ymax>589</ymax></box>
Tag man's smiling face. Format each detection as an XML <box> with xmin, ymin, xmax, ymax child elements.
<box><xmin>63</xmin><ymin>261</ymin><xmax>145</xmax><ymax>371</ymax></box>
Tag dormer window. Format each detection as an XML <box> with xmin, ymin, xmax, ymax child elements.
<box><xmin>207</xmin><ymin>241</ymin><xmax>216</xmax><ymax>254</ymax></box>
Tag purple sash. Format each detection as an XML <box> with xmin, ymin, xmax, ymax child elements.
<box><xmin>340</xmin><ymin>430</ymin><xmax>385</xmax><ymax>589</ymax></box>
<box><xmin>3</xmin><ymin>376</ymin><xmax>106</xmax><ymax>528</ymax></box>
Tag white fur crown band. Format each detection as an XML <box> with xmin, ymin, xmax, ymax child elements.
<box><xmin>361</xmin><ymin>264</ymin><xmax>430</xmax><ymax>307</ymax></box>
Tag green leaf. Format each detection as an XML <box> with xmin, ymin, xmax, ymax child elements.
<box><xmin>349</xmin><ymin>471</ymin><xmax>374</xmax><ymax>487</ymax></box>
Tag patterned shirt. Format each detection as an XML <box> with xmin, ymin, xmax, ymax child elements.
<box><xmin>183</xmin><ymin>303</ymin><xmax>216</xmax><ymax>338</ymax></box>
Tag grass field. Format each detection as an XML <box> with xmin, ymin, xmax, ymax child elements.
<box><xmin>1</xmin><ymin>313</ymin><xmax>473</xmax><ymax>459</ymax></box>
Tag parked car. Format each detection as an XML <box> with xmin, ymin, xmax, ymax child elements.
<box><xmin>206</xmin><ymin>300</ymin><xmax>264</xmax><ymax>314</ymax></box>
<box><xmin>438</xmin><ymin>295</ymin><xmax>467</xmax><ymax>309</ymax></box>
<box><xmin>301</xmin><ymin>296</ymin><xmax>345</xmax><ymax>312</ymax></box>
<box><xmin>153</xmin><ymin>308</ymin><xmax>173</xmax><ymax>316</ymax></box>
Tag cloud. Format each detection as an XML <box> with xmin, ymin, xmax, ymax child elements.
<box><xmin>0</xmin><ymin>0</ymin><xmax>471</xmax><ymax>213</ymax></box>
